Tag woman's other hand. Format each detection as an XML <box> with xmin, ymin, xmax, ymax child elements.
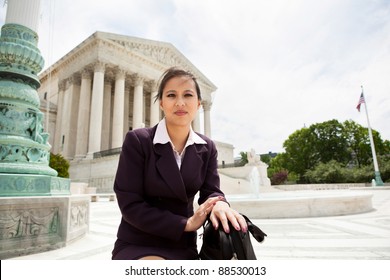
<box><xmin>184</xmin><ymin>196</ymin><xmax>223</xmax><ymax>232</ymax></box>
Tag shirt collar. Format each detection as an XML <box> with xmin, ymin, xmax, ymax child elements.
<box><xmin>153</xmin><ymin>118</ymin><xmax>207</xmax><ymax>147</ymax></box>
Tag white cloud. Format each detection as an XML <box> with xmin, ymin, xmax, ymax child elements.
<box><xmin>1</xmin><ymin>0</ymin><xmax>389</xmax><ymax>156</ymax></box>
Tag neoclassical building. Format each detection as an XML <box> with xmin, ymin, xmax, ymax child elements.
<box><xmin>38</xmin><ymin>31</ymin><xmax>234</xmax><ymax>192</ymax></box>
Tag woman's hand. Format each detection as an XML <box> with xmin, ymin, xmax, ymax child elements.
<box><xmin>184</xmin><ymin>196</ymin><xmax>223</xmax><ymax>232</ymax></box>
<box><xmin>210</xmin><ymin>201</ymin><xmax>248</xmax><ymax>233</ymax></box>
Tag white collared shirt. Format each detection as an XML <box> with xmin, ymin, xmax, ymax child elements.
<box><xmin>153</xmin><ymin>118</ymin><xmax>207</xmax><ymax>168</ymax></box>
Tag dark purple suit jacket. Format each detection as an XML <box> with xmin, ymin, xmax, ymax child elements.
<box><xmin>113</xmin><ymin>125</ymin><xmax>225</xmax><ymax>256</ymax></box>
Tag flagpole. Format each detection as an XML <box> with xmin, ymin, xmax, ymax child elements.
<box><xmin>361</xmin><ymin>86</ymin><xmax>384</xmax><ymax>186</ymax></box>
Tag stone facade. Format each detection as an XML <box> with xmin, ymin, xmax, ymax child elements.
<box><xmin>38</xmin><ymin>31</ymin><xmax>234</xmax><ymax>192</ymax></box>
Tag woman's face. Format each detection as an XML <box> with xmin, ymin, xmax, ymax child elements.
<box><xmin>160</xmin><ymin>75</ymin><xmax>201</xmax><ymax>130</ymax></box>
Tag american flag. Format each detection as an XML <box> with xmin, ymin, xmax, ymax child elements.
<box><xmin>356</xmin><ymin>92</ymin><xmax>365</xmax><ymax>112</ymax></box>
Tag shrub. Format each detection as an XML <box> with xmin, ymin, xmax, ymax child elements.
<box><xmin>305</xmin><ymin>160</ymin><xmax>345</xmax><ymax>183</ymax></box>
<box><xmin>304</xmin><ymin>160</ymin><xmax>384</xmax><ymax>183</ymax></box>
<box><xmin>49</xmin><ymin>153</ymin><xmax>70</xmax><ymax>178</ymax></box>
<box><xmin>271</xmin><ymin>170</ymin><xmax>289</xmax><ymax>185</ymax></box>
<box><xmin>286</xmin><ymin>172</ymin><xmax>298</xmax><ymax>184</ymax></box>
<box><xmin>349</xmin><ymin>165</ymin><xmax>373</xmax><ymax>183</ymax></box>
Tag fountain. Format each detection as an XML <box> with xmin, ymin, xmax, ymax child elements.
<box><xmin>248</xmin><ymin>166</ymin><xmax>260</xmax><ymax>198</ymax></box>
<box><xmin>219</xmin><ymin>149</ymin><xmax>373</xmax><ymax>219</ymax></box>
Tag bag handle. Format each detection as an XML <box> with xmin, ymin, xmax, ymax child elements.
<box><xmin>241</xmin><ymin>214</ymin><xmax>267</xmax><ymax>243</ymax></box>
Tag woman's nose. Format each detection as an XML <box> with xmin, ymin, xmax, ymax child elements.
<box><xmin>175</xmin><ymin>98</ymin><xmax>185</xmax><ymax>106</ymax></box>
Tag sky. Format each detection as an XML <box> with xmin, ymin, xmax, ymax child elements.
<box><xmin>1</xmin><ymin>0</ymin><xmax>389</xmax><ymax>156</ymax></box>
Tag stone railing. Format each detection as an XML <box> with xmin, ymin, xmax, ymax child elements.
<box><xmin>93</xmin><ymin>147</ymin><xmax>122</xmax><ymax>158</ymax></box>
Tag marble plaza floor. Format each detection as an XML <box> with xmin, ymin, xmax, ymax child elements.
<box><xmin>7</xmin><ymin>188</ymin><xmax>390</xmax><ymax>260</ymax></box>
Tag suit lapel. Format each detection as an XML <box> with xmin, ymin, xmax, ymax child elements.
<box><xmin>154</xmin><ymin>143</ymin><xmax>188</xmax><ymax>202</ymax></box>
<box><xmin>180</xmin><ymin>144</ymin><xmax>208</xmax><ymax>186</ymax></box>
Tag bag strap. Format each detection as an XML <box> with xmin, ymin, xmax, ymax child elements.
<box><xmin>241</xmin><ymin>214</ymin><xmax>267</xmax><ymax>243</ymax></box>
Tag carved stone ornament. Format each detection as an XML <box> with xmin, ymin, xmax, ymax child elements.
<box><xmin>0</xmin><ymin>207</ymin><xmax>59</xmax><ymax>239</ymax></box>
<box><xmin>70</xmin><ymin>202</ymin><xmax>89</xmax><ymax>230</ymax></box>
<box><xmin>113</xmin><ymin>39</ymin><xmax>182</xmax><ymax>66</ymax></box>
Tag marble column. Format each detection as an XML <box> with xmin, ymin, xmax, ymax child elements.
<box><xmin>192</xmin><ymin>111</ymin><xmax>201</xmax><ymax>133</ymax></box>
<box><xmin>60</xmin><ymin>79</ymin><xmax>71</xmax><ymax>157</ymax></box>
<box><xmin>5</xmin><ymin>0</ymin><xmax>41</xmax><ymax>32</ymax></box>
<box><xmin>132</xmin><ymin>75</ymin><xmax>144</xmax><ymax>129</ymax></box>
<box><xmin>101</xmin><ymin>80</ymin><xmax>112</xmax><ymax>151</ymax></box>
<box><xmin>149</xmin><ymin>81</ymin><xmax>160</xmax><ymax>127</ymax></box>
<box><xmin>61</xmin><ymin>77</ymin><xmax>80</xmax><ymax>159</ymax></box>
<box><xmin>202</xmin><ymin>101</ymin><xmax>212</xmax><ymax>138</ymax></box>
<box><xmin>68</xmin><ymin>76</ymin><xmax>80</xmax><ymax>159</ymax></box>
<box><xmin>87</xmin><ymin>62</ymin><xmax>105</xmax><ymax>156</ymax></box>
<box><xmin>75</xmin><ymin>70</ymin><xmax>92</xmax><ymax>158</ymax></box>
<box><xmin>123</xmin><ymin>86</ymin><xmax>130</xmax><ymax>135</ymax></box>
<box><xmin>111</xmin><ymin>69</ymin><xmax>126</xmax><ymax>149</ymax></box>
<box><xmin>53</xmin><ymin>80</ymin><xmax>66</xmax><ymax>154</ymax></box>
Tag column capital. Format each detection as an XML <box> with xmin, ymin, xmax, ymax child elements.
<box><xmin>65</xmin><ymin>74</ymin><xmax>81</xmax><ymax>87</ymax></box>
<box><xmin>201</xmin><ymin>101</ymin><xmax>212</xmax><ymax>111</ymax></box>
<box><xmin>65</xmin><ymin>76</ymin><xmax>75</xmax><ymax>89</ymax></box>
<box><xmin>58</xmin><ymin>80</ymin><xmax>66</xmax><ymax>91</ymax></box>
<box><xmin>132</xmin><ymin>74</ymin><xmax>145</xmax><ymax>86</ymax></box>
<box><xmin>147</xmin><ymin>80</ymin><xmax>158</xmax><ymax>92</ymax></box>
<box><xmin>93</xmin><ymin>61</ymin><xmax>105</xmax><ymax>73</ymax></box>
<box><xmin>81</xmin><ymin>69</ymin><xmax>92</xmax><ymax>80</ymax></box>
<box><xmin>115</xmin><ymin>68</ymin><xmax>126</xmax><ymax>80</ymax></box>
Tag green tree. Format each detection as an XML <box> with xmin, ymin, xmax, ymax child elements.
<box><xmin>378</xmin><ymin>155</ymin><xmax>390</xmax><ymax>182</ymax></box>
<box><xmin>282</xmin><ymin>127</ymin><xmax>317</xmax><ymax>181</ymax></box>
<box><xmin>260</xmin><ymin>154</ymin><xmax>271</xmax><ymax>165</ymax></box>
<box><xmin>279</xmin><ymin>119</ymin><xmax>388</xmax><ymax>182</ymax></box>
<box><xmin>310</xmin><ymin>120</ymin><xmax>350</xmax><ymax>164</ymax></box>
<box><xmin>239</xmin><ymin>151</ymin><xmax>248</xmax><ymax>165</ymax></box>
<box><xmin>343</xmin><ymin>120</ymin><xmax>387</xmax><ymax>167</ymax></box>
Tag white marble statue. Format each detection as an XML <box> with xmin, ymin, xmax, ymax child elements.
<box><xmin>245</xmin><ymin>149</ymin><xmax>271</xmax><ymax>187</ymax></box>
<box><xmin>247</xmin><ymin>148</ymin><xmax>260</xmax><ymax>165</ymax></box>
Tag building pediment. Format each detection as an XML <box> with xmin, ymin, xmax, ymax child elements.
<box><xmin>40</xmin><ymin>31</ymin><xmax>216</xmax><ymax>93</ymax></box>
<box><xmin>95</xmin><ymin>32</ymin><xmax>216</xmax><ymax>92</ymax></box>
<box><xmin>105</xmin><ymin>32</ymin><xmax>183</xmax><ymax>66</ymax></box>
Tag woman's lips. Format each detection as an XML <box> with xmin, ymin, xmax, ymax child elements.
<box><xmin>174</xmin><ymin>110</ymin><xmax>187</xmax><ymax>116</ymax></box>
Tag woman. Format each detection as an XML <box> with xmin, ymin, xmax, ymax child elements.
<box><xmin>112</xmin><ymin>67</ymin><xmax>247</xmax><ymax>260</ymax></box>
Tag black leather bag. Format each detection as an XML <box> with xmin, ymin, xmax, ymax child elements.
<box><xmin>199</xmin><ymin>214</ymin><xmax>267</xmax><ymax>260</ymax></box>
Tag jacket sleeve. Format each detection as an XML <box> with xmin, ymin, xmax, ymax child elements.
<box><xmin>197</xmin><ymin>139</ymin><xmax>227</xmax><ymax>205</ymax></box>
<box><xmin>113</xmin><ymin>130</ymin><xmax>187</xmax><ymax>241</ymax></box>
